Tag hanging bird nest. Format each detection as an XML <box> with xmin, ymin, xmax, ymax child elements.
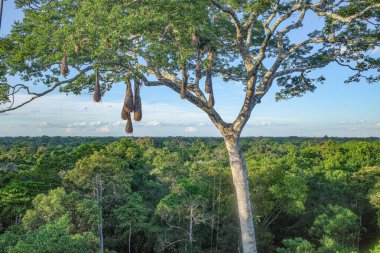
<box><xmin>125</xmin><ymin>112</ymin><xmax>133</xmax><ymax>134</ymax></box>
<box><xmin>93</xmin><ymin>69</ymin><xmax>102</xmax><ymax>102</ymax></box>
<box><xmin>133</xmin><ymin>78</ymin><xmax>142</xmax><ymax>121</ymax></box>
<box><xmin>191</xmin><ymin>33</ymin><xmax>199</xmax><ymax>48</ymax></box>
<box><xmin>205</xmin><ymin>72</ymin><xmax>212</xmax><ymax>94</ymax></box>
<box><xmin>121</xmin><ymin>106</ymin><xmax>128</xmax><ymax>120</ymax></box>
<box><xmin>124</xmin><ymin>75</ymin><xmax>134</xmax><ymax>112</ymax></box>
<box><xmin>74</xmin><ymin>44</ymin><xmax>80</xmax><ymax>54</ymax></box>
<box><xmin>180</xmin><ymin>65</ymin><xmax>187</xmax><ymax>99</ymax></box>
<box><xmin>204</xmin><ymin>50</ymin><xmax>216</xmax><ymax>94</ymax></box>
<box><xmin>60</xmin><ymin>54</ymin><xmax>69</xmax><ymax>76</ymax></box>
<box><xmin>208</xmin><ymin>90</ymin><xmax>215</xmax><ymax>108</ymax></box>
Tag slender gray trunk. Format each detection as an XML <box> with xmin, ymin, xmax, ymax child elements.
<box><xmin>189</xmin><ymin>207</ymin><xmax>193</xmax><ymax>252</ymax></box>
<box><xmin>94</xmin><ymin>176</ymin><xmax>104</xmax><ymax>253</ymax></box>
<box><xmin>224</xmin><ymin>134</ymin><xmax>257</xmax><ymax>253</ymax></box>
<box><xmin>98</xmin><ymin>221</ymin><xmax>104</xmax><ymax>253</ymax></box>
<box><xmin>129</xmin><ymin>223</ymin><xmax>132</xmax><ymax>253</ymax></box>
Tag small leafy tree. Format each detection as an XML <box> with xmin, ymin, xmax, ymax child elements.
<box><xmin>114</xmin><ymin>192</ymin><xmax>148</xmax><ymax>253</ymax></box>
<box><xmin>21</xmin><ymin>187</ymin><xmax>99</xmax><ymax>233</ymax></box>
<box><xmin>64</xmin><ymin>151</ymin><xmax>132</xmax><ymax>252</ymax></box>
<box><xmin>309</xmin><ymin>204</ymin><xmax>360</xmax><ymax>251</ymax></box>
<box><xmin>6</xmin><ymin>215</ymin><xmax>98</xmax><ymax>253</ymax></box>
<box><xmin>276</xmin><ymin>238</ymin><xmax>316</xmax><ymax>253</ymax></box>
<box><xmin>369</xmin><ymin>180</ymin><xmax>380</xmax><ymax>227</ymax></box>
<box><xmin>1</xmin><ymin>1</ymin><xmax>379</xmax><ymax>252</ymax></box>
<box><xmin>156</xmin><ymin>178</ymin><xmax>209</xmax><ymax>251</ymax></box>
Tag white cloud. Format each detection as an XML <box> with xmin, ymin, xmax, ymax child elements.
<box><xmin>89</xmin><ymin>121</ymin><xmax>106</xmax><ymax>127</ymax></box>
<box><xmin>39</xmin><ymin>121</ymin><xmax>53</xmax><ymax>127</ymax></box>
<box><xmin>113</xmin><ymin>121</ymin><xmax>124</xmax><ymax>127</ymax></box>
<box><xmin>39</xmin><ymin>122</ymin><xmax>49</xmax><ymax>127</ymax></box>
<box><xmin>64</xmin><ymin>128</ymin><xmax>75</xmax><ymax>133</ymax></box>
<box><xmin>246</xmin><ymin>119</ymin><xmax>292</xmax><ymax>127</ymax></box>
<box><xmin>376</xmin><ymin>123</ymin><xmax>380</xmax><ymax>128</ymax></box>
<box><xmin>185</xmin><ymin>127</ymin><xmax>198</xmax><ymax>133</ymax></box>
<box><xmin>261</xmin><ymin>120</ymin><xmax>273</xmax><ymax>126</ymax></box>
<box><xmin>72</xmin><ymin>122</ymin><xmax>87</xmax><ymax>127</ymax></box>
<box><xmin>144</xmin><ymin>120</ymin><xmax>161</xmax><ymax>127</ymax></box>
<box><xmin>96</xmin><ymin>126</ymin><xmax>110</xmax><ymax>133</ymax></box>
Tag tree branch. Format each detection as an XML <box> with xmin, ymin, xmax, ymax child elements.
<box><xmin>313</xmin><ymin>3</ymin><xmax>380</xmax><ymax>23</ymax></box>
<box><xmin>210</xmin><ymin>0</ymin><xmax>243</xmax><ymax>39</ymax></box>
<box><xmin>0</xmin><ymin>66</ymin><xmax>93</xmax><ymax>113</ymax></box>
<box><xmin>140</xmin><ymin>73</ymin><xmax>230</xmax><ymax>131</ymax></box>
<box><xmin>274</xmin><ymin>63</ymin><xmax>328</xmax><ymax>78</ymax></box>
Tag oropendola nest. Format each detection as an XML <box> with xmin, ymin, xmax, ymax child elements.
<box><xmin>191</xmin><ymin>33</ymin><xmax>199</xmax><ymax>48</ymax></box>
<box><xmin>121</xmin><ymin>106</ymin><xmax>128</xmax><ymax>120</ymax></box>
<box><xmin>120</xmin><ymin>75</ymin><xmax>144</xmax><ymax>134</ymax></box>
<box><xmin>205</xmin><ymin>72</ymin><xmax>212</xmax><ymax>94</ymax></box>
<box><xmin>93</xmin><ymin>69</ymin><xmax>102</xmax><ymax>102</ymax></box>
<box><xmin>125</xmin><ymin>112</ymin><xmax>133</xmax><ymax>134</ymax></box>
<box><xmin>208</xmin><ymin>91</ymin><xmax>215</xmax><ymax>108</ymax></box>
<box><xmin>60</xmin><ymin>54</ymin><xmax>69</xmax><ymax>76</ymax></box>
<box><xmin>124</xmin><ymin>76</ymin><xmax>134</xmax><ymax>113</ymax></box>
<box><xmin>74</xmin><ymin>44</ymin><xmax>80</xmax><ymax>54</ymax></box>
<box><xmin>180</xmin><ymin>66</ymin><xmax>188</xmax><ymax>99</ymax></box>
<box><xmin>133</xmin><ymin>79</ymin><xmax>142</xmax><ymax>122</ymax></box>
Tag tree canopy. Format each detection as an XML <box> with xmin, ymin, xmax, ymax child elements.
<box><xmin>0</xmin><ymin>0</ymin><xmax>379</xmax><ymax>134</ymax></box>
<box><xmin>0</xmin><ymin>1</ymin><xmax>379</xmax><ymax>252</ymax></box>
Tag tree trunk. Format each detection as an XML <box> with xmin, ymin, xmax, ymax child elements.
<box><xmin>98</xmin><ymin>221</ymin><xmax>104</xmax><ymax>253</ymax></box>
<box><xmin>189</xmin><ymin>207</ymin><xmax>193</xmax><ymax>252</ymax></box>
<box><xmin>224</xmin><ymin>134</ymin><xmax>257</xmax><ymax>253</ymax></box>
<box><xmin>129</xmin><ymin>223</ymin><xmax>132</xmax><ymax>253</ymax></box>
<box><xmin>94</xmin><ymin>176</ymin><xmax>104</xmax><ymax>253</ymax></box>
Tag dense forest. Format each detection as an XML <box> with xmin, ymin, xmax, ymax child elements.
<box><xmin>0</xmin><ymin>137</ymin><xmax>379</xmax><ymax>253</ymax></box>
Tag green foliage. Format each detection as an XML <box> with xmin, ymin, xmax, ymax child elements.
<box><xmin>7</xmin><ymin>215</ymin><xmax>97</xmax><ymax>253</ymax></box>
<box><xmin>115</xmin><ymin>193</ymin><xmax>148</xmax><ymax>229</ymax></box>
<box><xmin>0</xmin><ymin>227</ymin><xmax>21</xmax><ymax>253</ymax></box>
<box><xmin>277</xmin><ymin>238</ymin><xmax>316</xmax><ymax>253</ymax></box>
<box><xmin>369</xmin><ymin>180</ymin><xmax>380</xmax><ymax>227</ymax></box>
<box><xmin>1</xmin><ymin>137</ymin><xmax>380</xmax><ymax>252</ymax></box>
<box><xmin>369</xmin><ymin>240</ymin><xmax>380</xmax><ymax>253</ymax></box>
<box><xmin>309</xmin><ymin>205</ymin><xmax>360</xmax><ymax>250</ymax></box>
<box><xmin>21</xmin><ymin>187</ymin><xmax>99</xmax><ymax>233</ymax></box>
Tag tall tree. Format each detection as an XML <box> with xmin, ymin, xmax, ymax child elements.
<box><xmin>1</xmin><ymin>1</ymin><xmax>379</xmax><ymax>252</ymax></box>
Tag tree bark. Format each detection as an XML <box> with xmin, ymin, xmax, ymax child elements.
<box><xmin>129</xmin><ymin>223</ymin><xmax>132</xmax><ymax>253</ymax></box>
<box><xmin>189</xmin><ymin>207</ymin><xmax>193</xmax><ymax>252</ymax></box>
<box><xmin>224</xmin><ymin>134</ymin><xmax>257</xmax><ymax>253</ymax></box>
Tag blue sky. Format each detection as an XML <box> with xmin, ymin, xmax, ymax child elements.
<box><xmin>1</xmin><ymin>1</ymin><xmax>380</xmax><ymax>137</ymax></box>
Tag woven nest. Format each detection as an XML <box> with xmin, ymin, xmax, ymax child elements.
<box><xmin>121</xmin><ymin>106</ymin><xmax>128</xmax><ymax>120</ymax></box>
<box><xmin>133</xmin><ymin>79</ymin><xmax>142</xmax><ymax>121</ymax></box>
<box><xmin>208</xmin><ymin>91</ymin><xmax>214</xmax><ymax>108</ymax></box>
<box><xmin>74</xmin><ymin>44</ymin><xmax>80</xmax><ymax>54</ymax></box>
<box><xmin>124</xmin><ymin>76</ymin><xmax>134</xmax><ymax>112</ymax></box>
<box><xmin>60</xmin><ymin>54</ymin><xmax>69</xmax><ymax>76</ymax></box>
<box><xmin>180</xmin><ymin>66</ymin><xmax>187</xmax><ymax>99</ymax></box>
<box><xmin>93</xmin><ymin>69</ymin><xmax>101</xmax><ymax>102</ymax></box>
<box><xmin>125</xmin><ymin>112</ymin><xmax>133</xmax><ymax>134</ymax></box>
<box><xmin>205</xmin><ymin>72</ymin><xmax>212</xmax><ymax>94</ymax></box>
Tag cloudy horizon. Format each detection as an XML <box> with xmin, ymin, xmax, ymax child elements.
<box><xmin>1</xmin><ymin>90</ymin><xmax>380</xmax><ymax>138</ymax></box>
